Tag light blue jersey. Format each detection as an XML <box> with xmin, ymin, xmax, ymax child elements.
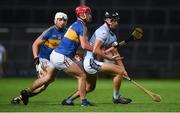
<box><xmin>85</xmin><ymin>23</ymin><xmax>117</xmax><ymax>59</ymax></box>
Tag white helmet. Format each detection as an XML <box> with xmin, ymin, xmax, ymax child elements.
<box><xmin>54</xmin><ymin>12</ymin><xmax>68</xmax><ymax>22</ymax></box>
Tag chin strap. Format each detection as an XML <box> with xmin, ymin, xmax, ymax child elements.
<box><xmin>105</xmin><ymin>21</ymin><xmax>110</xmax><ymax>29</ymax></box>
<box><xmin>105</xmin><ymin>22</ymin><xmax>115</xmax><ymax>36</ymax></box>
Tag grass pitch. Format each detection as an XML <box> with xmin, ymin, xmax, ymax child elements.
<box><xmin>0</xmin><ymin>78</ymin><xmax>180</xmax><ymax>112</ymax></box>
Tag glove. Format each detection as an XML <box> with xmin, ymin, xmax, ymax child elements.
<box><xmin>34</xmin><ymin>57</ymin><xmax>39</xmax><ymax>66</ymax></box>
<box><xmin>34</xmin><ymin>57</ymin><xmax>40</xmax><ymax>73</ymax></box>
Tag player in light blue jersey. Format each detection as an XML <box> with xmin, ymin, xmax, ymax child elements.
<box><xmin>62</xmin><ymin>11</ymin><xmax>132</xmax><ymax>105</ymax></box>
<box><xmin>11</xmin><ymin>12</ymin><xmax>68</xmax><ymax>105</ymax></box>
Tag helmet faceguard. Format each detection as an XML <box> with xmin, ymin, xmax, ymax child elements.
<box><xmin>104</xmin><ymin>11</ymin><xmax>120</xmax><ymax>21</ymax></box>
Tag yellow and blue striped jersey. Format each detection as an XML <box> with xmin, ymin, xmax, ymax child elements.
<box><xmin>54</xmin><ymin>19</ymin><xmax>87</xmax><ymax>58</ymax></box>
<box><xmin>39</xmin><ymin>25</ymin><xmax>67</xmax><ymax>60</ymax></box>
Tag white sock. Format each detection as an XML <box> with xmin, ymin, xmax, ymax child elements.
<box><xmin>66</xmin><ymin>97</ymin><xmax>73</xmax><ymax>103</ymax></box>
<box><xmin>113</xmin><ymin>90</ymin><xmax>120</xmax><ymax>99</ymax></box>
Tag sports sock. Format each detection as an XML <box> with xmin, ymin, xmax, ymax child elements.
<box><xmin>15</xmin><ymin>96</ymin><xmax>22</xmax><ymax>100</ymax></box>
<box><xmin>28</xmin><ymin>92</ymin><xmax>40</xmax><ymax>97</ymax></box>
<box><xmin>113</xmin><ymin>90</ymin><xmax>120</xmax><ymax>99</ymax></box>
<box><xmin>66</xmin><ymin>90</ymin><xmax>80</xmax><ymax>101</ymax></box>
<box><xmin>65</xmin><ymin>95</ymin><xmax>79</xmax><ymax>103</ymax></box>
<box><xmin>71</xmin><ymin>95</ymin><xmax>80</xmax><ymax>101</ymax></box>
<box><xmin>81</xmin><ymin>98</ymin><xmax>88</xmax><ymax>103</ymax></box>
<box><xmin>25</xmin><ymin>84</ymin><xmax>48</xmax><ymax>97</ymax></box>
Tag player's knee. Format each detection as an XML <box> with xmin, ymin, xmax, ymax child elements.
<box><xmin>77</xmin><ymin>72</ymin><xmax>87</xmax><ymax>80</ymax></box>
<box><xmin>43</xmin><ymin>75</ymin><xmax>52</xmax><ymax>83</ymax></box>
<box><xmin>115</xmin><ymin>74</ymin><xmax>122</xmax><ymax>79</ymax></box>
<box><xmin>117</xmin><ymin>67</ymin><xmax>124</xmax><ymax>75</ymax></box>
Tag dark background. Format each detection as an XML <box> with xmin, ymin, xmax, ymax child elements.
<box><xmin>0</xmin><ymin>0</ymin><xmax>180</xmax><ymax>78</ymax></box>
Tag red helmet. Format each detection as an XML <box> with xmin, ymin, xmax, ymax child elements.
<box><xmin>75</xmin><ymin>5</ymin><xmax>91</xmax><ymax>17</ymax></box>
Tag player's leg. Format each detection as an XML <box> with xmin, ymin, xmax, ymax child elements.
<box><xmin>63</xmin><ymin>63</ymin><xmax>93</xmax><ymax>106</ymax></box>
<box><xmin>85</xmin><ymin>58</ymin><xmax>131</xmax><ymax>103</ymax></box>
<box><xmin>11</xmin><ymin>70</ymin><xmax>51</xmax><ymax>104</ymax></box>
<box><xmin>31</xmin><ymin>75</ymin><xmax>55</xmax><ymax>94</ymax></box>
<box><xmin>112</xmin><ymin>74</ymin><xmax>132</xmax><ymax>104</ymax></box>
<box><xmin>11</xmin><ymin>76</ymin><xmax>53</xmax><ymax>105</ymax></box>
<box><xmin>50</xmin><ymin>51</ymin><xmax>91</xmax><ymax>106</ymax></box>
<box><xmin>20</xmin><ymin>66</ymin><xmax>56</xmax><ymax>105</ymax></box>
<box><xmin>100</xmin><ymin>63</ymin><xmax>132</xmax><ymax>104</ymax></box>
<box><xmin>61</xmin><ymin>59</ymin><xmax>97</xmax><ymax>105</ymax></box>
<box><xmin>103</xmin><ymin>58</ymin><xmax>132</xmax><ymax>104</ymax></box>
<box><xmin>62</xmin><ymin>74</ymin><xmax>97</xmax><ymax>105</ymax></box>
<box><xmin>32</xmin><ymin>67</ymin><xmax>56</xmax><ymax>94</ymax></box>
<box><xmin>11</xmin><ymin>59</ymin><xmax>56</xmax><ymax>105</ymax></box>
<box><xmin>11</xmin><ymin>80</ymin><xmax>50</xmax><ymax>104</ymax></box>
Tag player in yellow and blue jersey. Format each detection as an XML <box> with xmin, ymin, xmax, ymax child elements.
<box><xmin>50</xmin><ymin>5</ymin><xmax>93</xmax><ymax>106</ymax></box>
<box><xmin>19</xmin><ymin>5</ymin><xmax>93</xmax><ymax>106</ymax></box>
<box><xmin>11</xmin><ymin>12</ymin><xmax>68</xmax><ymax>104</ymax></box>
<box><xmin>54</xmin><ymin>18</ymin><xmax>88</xmax><ymax>58</ymax></box>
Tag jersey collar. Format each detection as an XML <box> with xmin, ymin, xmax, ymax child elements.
<box><xmin>104</xmin><ymin>23</ymin><xmax>110</xmax><ymax>31</ymax></box>
<box><xmin>104</xmin><ymin>23</ymin><xmax>115</xmax><ymax>36</ymax></box>
<box><xmin>77</xmin><ymin>18</ymin><xmax>86</xmax><ymax>25</ymax></box>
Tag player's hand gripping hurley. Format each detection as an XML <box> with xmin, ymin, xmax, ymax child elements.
<box><xmin>105</xmin><ymin>28</ymin><xmax>144</xmax><ymax>53</ymax></box>
<box><xmin>116</xmin><ymin>27</ymin><xmax>143</xmax><ymax>47</ymax></box>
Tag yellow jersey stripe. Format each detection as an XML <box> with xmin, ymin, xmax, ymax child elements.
<box><xmin>64</xmin><ymin>28</ymin><xmax>79</xmax><ymax>43</ymax></box>
<box><xmin>44</xmin><ymin>39</ymin><xmax>61</xmax><ymax>49</ymax></box>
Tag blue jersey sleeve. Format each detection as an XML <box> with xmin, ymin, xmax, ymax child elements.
<box><xmin>71</xmin><ymin>22</ymin><xmax>87</xmax><ymax>37</ymax></box>
<box><xmin>39</xmin><ymin>28</ymin><xmax>51</xmax><ymax>40</ymax></box>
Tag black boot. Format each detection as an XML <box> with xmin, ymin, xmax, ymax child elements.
<box><xmin>113</xmin><ymin>96</ymin><xmax>132</xmax><ymax>104</ymax></box>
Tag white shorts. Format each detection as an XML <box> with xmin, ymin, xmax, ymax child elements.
<box><xmin>39</xmin><ymin>58</ymin><xmax>54</xmax><ymax>68</ymax></box>
<box><xmin>36</xmin><ymin>58</ymin><xmax>54</xmax><ymax>77</ymax></box>
<box><xmin>83</xmin><ymin>57</ymin><xmax>103</xmax><ymax>74</ymax></box>
<box><xmin>103</xmin><ymin>59</ymin><xmax>115</xmax><ymax>64</ymax></box>
<box><xmin>103</xmin><ymin>52</ymin><xmax>115</xmax><ymax>64</ymax></box>
<box><xmin>50</xmin><ymin>50</ymin><xmax>74</xmax><ymax>70</ymax></box>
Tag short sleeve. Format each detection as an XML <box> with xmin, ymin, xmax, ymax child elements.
<box><xmin>39</xmin><ymin>29</ymin><xmax>51</xmax><ymax>40</ymax></box>
<box><xmin>73</xmin><ymin>22</ymin><xmax>87</xmax><ymax>37</ymax></box>
<box><xmin>95</xmin><ymin>30</ymin><xmax>108</xmax><ymax>43</ymax></box>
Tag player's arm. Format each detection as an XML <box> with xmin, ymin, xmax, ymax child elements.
<box><xmin>112</xmin><ymin>49</ymin><xmax>124</xmax><ymax>66</ymax></box>
<box><xmin>104</xmin><ymin>46</ymin><xmax>116</xmax><ymax>54</ymax></box>
<box><xmin>105</xmin><ymin>28</ymin><xmax>144</xmax><ymax>53</ymax></box>
<box><xmin>104</xmin><ymin>41</ymin><xmax>121</xmax><ymax>53</ymax></box>
<box><xmin>79</xmin><ymin>35</ymin><xmax>92</xmax><ymax>51</ymax></box>
<box><xmin>93</xmin><ymin>39</ymin><xmax>121</xmax><ymax>61</ymax></box>
<box><xmin>32</xmin><ymin>28</ymin><xmax>50</xmax><ymax>59</ymax></box>
<box><xmin>112</xmin><ymin>48</ymin><xmax>128</xmax><ymax>76</ymax></box>
<box><xmin>32</xmin><ymin>36</ymin><xmax>47</xmax><ymax>74</ymax></box>
<box><xmin>32</xmin><ymin>37</ymin><xmax>46</xmax><ymax>59</ymax></box>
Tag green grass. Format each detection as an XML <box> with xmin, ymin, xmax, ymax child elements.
<box><xmin>0</xmin><ymin>78</ymin><xmax>180</xmax><ymax>112</ymax></box>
